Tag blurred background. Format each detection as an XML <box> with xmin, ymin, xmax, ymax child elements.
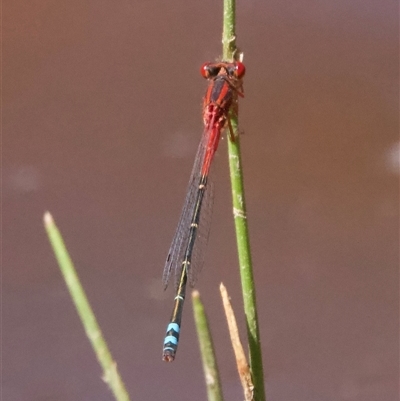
<box><xmin>3</xmin><ymin>0</ymin><xmax>398</xmax><ymax>400</ymax></box>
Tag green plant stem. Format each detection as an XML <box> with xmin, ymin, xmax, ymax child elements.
<box><xmin>43</xmin><ymin>212</ymin><xmax>130</xmax><ymax>401</ymax></box>
<box><xmin>222</xmin><ymin>2</ymin><xmax>266</xmax><ymax>401</ymax></box>
<box><xmin>222</xmin><ymin>0</ymin><xmax>236</xmax><ymax>57</ymax></box>
<box><xmin>192</xmin><ymin>291</ymin><xmax>224</xmax><ymax>401</ymax></box>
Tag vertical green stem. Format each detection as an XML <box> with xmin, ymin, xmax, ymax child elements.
<box><xmin>222</xmin><ymin>0</ymin><xmax>236</xmax><ymax>57</ymax></box>
<box><xmin>222</xmin><ymin>2</ymin><xmax>266</xmax><ymax>401</ymax></box>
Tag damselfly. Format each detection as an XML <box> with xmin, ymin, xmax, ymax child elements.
<box><xmin>162</xmin><ymin>61</ymin><xmax>245</xmax><ymax>362</ymax></box>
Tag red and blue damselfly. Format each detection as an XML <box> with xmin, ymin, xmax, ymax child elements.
<box><xmin>162</xmin><ymin>61</ymin><xmax>246</xmax><ymax>362</ymax></box>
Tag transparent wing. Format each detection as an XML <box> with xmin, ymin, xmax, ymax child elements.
<box><xmin>162</xmin><ymin>127</ymin><xmax>211</xmax><ymax>289</ymax></box>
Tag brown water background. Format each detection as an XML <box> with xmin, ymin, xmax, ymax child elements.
<box><xmin>3</xmin><ymin>0</ymin><xmax>399</xmax><ymax>400</ymax></box>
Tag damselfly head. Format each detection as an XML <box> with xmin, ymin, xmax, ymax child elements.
<box><xmin>200</xmin><ymin>61</ymin><xmax>246</xmax><ymax>80</ymax></box>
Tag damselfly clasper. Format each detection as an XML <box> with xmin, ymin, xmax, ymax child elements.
<box><xmin>162</xmin><ymin>61</ymin><xmax>245</xmax><ymax>362</ymax></box>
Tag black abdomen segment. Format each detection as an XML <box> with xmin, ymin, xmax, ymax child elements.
<box><xmin>162</xmin><ymin>174</ymin><xmax>208</xmax><ymax>362</ymax></box>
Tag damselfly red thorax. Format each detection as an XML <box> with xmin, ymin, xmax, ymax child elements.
<box><xmin>162</xmin><ymin>61</ymin><xmax>245</xmax><ymax>362</ymax></box>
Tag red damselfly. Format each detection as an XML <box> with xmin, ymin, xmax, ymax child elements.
<box><xmin>162</xmin><ymin>61</ymin><xmax>245</xmax><ymax>362</ymax></box>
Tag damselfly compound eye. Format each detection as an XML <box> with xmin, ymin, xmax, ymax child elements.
<box><xmin>200</xmin><ymin>63</ymin><xmax>221</xmax><ymax>79</ymax></box>
<box><xmin>200</xmin><ymin>63</ymin><xmax>212</xmax><ymax>79</ymax></box>
<box><xmin>234</xmin><ymin>61</ymin><xmax>246</xmax><ymax>78</ymax></box>
<box><xmin>200</xmin><ymin>63</ymin><xmax>219</xmax><ymax>79</ymax></box>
